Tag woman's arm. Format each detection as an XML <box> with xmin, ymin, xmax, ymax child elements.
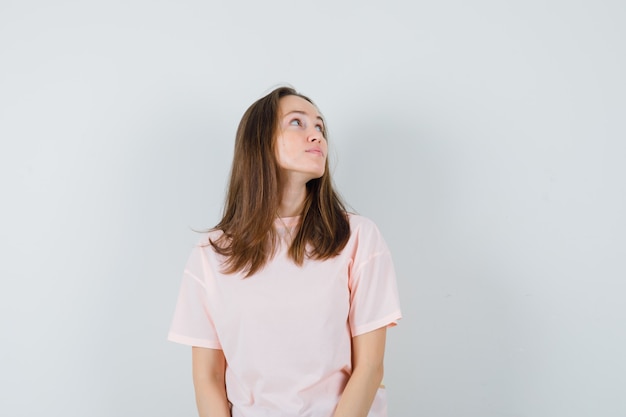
<box><xmin>333</xmin><ymin>327</ymin><xmax>387</xmax><ymax>417</ymax></box>
<box><xmin>192</xmin><ymin>346</ymin><xmax>231</xmax><ymax>417</ymax></box>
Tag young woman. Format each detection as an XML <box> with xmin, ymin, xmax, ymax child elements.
<box><xmin>168</xmin><ymin>86</ymin><xmax>402</xmax><ymax>417</ymax></box>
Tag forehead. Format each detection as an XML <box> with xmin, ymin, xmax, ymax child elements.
<box><xmin>278</xmin><ymin>95</ymin><xmax>322</xmax><ymax>119</ymax></box>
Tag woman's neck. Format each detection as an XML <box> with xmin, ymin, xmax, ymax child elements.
<box><xmin>278</xmin><ymin>182</ymin><xmax>307</xmax><ymax>217</ymax></box>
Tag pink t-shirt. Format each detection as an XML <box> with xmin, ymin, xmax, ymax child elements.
<box><xmin>168</xmin><ymin>214</ymin><xmax>402</xmax><ymax>417</ymax></box>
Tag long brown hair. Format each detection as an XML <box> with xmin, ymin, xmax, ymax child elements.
<box><xmin>209</xmin><ymin>86</ymin><xmax>350</xmax><ymax>276</ymax></box>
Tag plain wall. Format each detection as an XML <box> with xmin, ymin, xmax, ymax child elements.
<box><xmin>1</xmin><ymin>0</ymin><xmax>624</xmax><ymax>416</ymax></box>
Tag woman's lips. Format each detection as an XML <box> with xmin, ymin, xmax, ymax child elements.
<box><xmin>306</xmin><ymin>148</ymin><xmax>325</xmax><ymax>156</ymax></box>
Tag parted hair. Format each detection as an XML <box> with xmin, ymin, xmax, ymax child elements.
<box><xmin>209</xmin><ymin>86</ymin><xmax>350</xmax><ymax>277</ymax></box>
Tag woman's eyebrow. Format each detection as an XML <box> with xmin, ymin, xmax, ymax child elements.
<box><xmin>284</xmin><ymin>110</ymin><xmax>325</xmax><ymax>124</ymax></box>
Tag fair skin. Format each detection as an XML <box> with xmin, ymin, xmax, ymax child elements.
<box><xmin>192</xmin><ymin>347</ymin><xmax>230</xmax><ymax>417</ymax></box>
<box><xmin>332</xmin><ymin>327</ymin><xmax>387</xmax><ymax>417</ymax></box>
<box><xmin>274</xmin><ymin>94</ymin><xmax>328</xmax><ymax>217</ymax></box>
<box><xmin>191</xmin><ymin>95</ymin><xmax>387</xmax><ymax>417</ymax></box>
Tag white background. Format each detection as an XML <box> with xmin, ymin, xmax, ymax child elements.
<box><xmin>1</xmin><ymin>1</ymin><xmax>625</xmax><ymax>416</ymax></box>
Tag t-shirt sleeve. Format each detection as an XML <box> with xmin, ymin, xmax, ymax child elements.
<box><xmin>348</xmin><ymin>219</ymin><xmax>402</xmax><ymax>337</ymax></box>
<box><xmin>167</xmin><ymin>245</ymin><xmax>222</xmax><ymax>349</ymax></box>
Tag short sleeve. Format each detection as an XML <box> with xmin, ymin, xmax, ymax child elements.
<box><xmin>348</xmin><ymin>219</ymin><xmax>402</xmax><ymax>337</ymax></box>
<box><xmin>167</xmin><ymin>245</ymin><xmax>222</xmax><ymax>349</ymax></box>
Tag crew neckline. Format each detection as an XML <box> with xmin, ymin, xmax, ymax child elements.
<box><xmin>274</xmin><ymin>215</ymin><xmax>301</xmax><ymax>228</ymax></box>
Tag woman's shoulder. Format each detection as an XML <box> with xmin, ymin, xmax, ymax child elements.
<box><xmin>347</xmin><ymin>213</ymin><xmax>379</xmax><ymax>228</ymax></box>
<box><xmin>346</xmin><ymin>213</ymin><xmax>384</xmax><ymax>238</ymax></box>
<box><xmin>192</xmin><ymin>228</ymin><xmax>226</xmax><ymax>249</ymax></box>
<box><xmin>344</xmin><ymin>213</ymin><xmax>392</xmax><ymax>259</ymax></box>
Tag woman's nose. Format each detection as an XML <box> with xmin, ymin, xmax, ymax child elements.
<box><xmin>308</xmin><ymin>130</ymin><xmax>322</xmax><ymax>142</ymax></box>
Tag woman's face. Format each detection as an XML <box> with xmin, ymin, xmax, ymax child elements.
<box><xmin>275</xmin><ymin>95</ymin><xmax>328</xmax><ymax>183</ymax></box>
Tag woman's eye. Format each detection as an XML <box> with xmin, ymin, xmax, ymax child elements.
<box><xmin>315</xmin><ymin>125</ymin><xmax>324</xmax><ymax>132</ymax></box>
<box><xmin>290</xmin><ymin>119</ymin><xmax>302</xmax><ymax>127</ymax></box>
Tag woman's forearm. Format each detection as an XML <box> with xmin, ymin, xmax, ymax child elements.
<box><xmin>334</xmin><ymin>328</ymin><xmax>387</xmax><ymax>417</ymax></box>
<box><xmin>192</xmin><ymin>347</ymin><xmax>231</xmax><ymax>417</ymax></box>
<box><xmin>194</xmin><ymin>378</ymin><xmax>231</xmax><ymax>417</ymax></box>
<box><xmin>333</xmin><ymin>364</ymin><xmax>384</xmax><ymax>417</ymax></box>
